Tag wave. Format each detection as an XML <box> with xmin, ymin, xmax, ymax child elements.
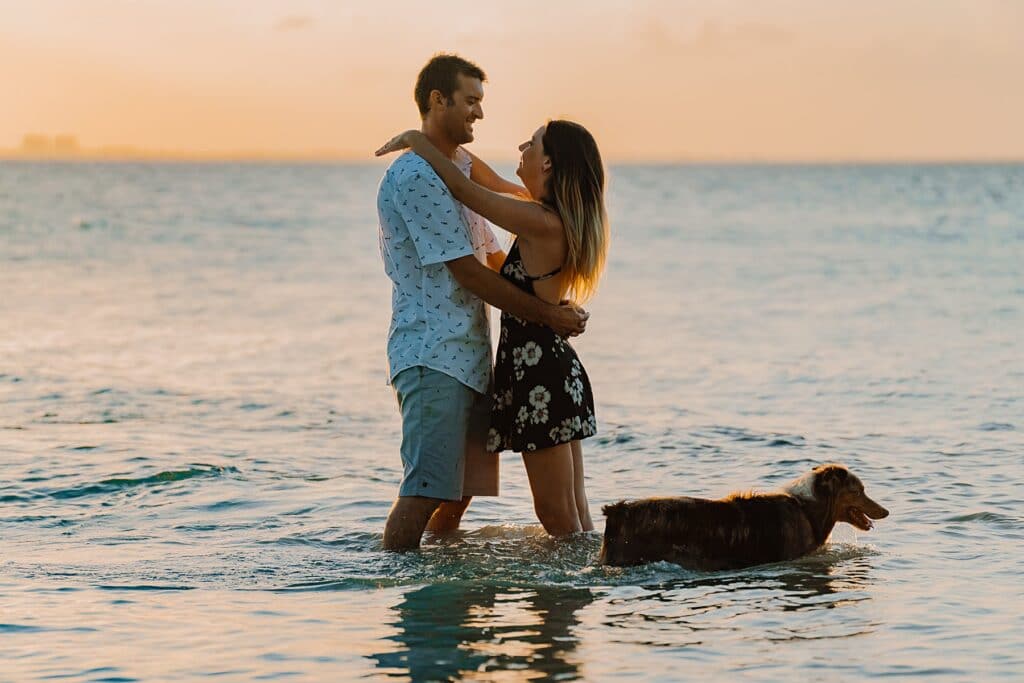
<box><xmin>17</xmin><ymin>464</ymin><xmax>238</xmax><ymax>501</ymax></box>
<box><xmin>945</xmin><ymin>511</ymin><xmax>1022</xmax><ymax>529</ymax></box>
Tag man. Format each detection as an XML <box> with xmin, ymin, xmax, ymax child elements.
<box><xmin>377</xmin><ymin>54</ymin><xmax>587</xmax><ymax>550</ymax></box>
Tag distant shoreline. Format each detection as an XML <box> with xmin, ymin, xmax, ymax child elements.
<box><xmin>2</xmin><ymin>154</ymin><xmax>1022</xmax><ymax>166</ymax></box>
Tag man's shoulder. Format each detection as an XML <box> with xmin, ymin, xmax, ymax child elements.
<box><xmin>384</xmin><ymin>152</ymin><xmax>439</xmax><ymax>187</ymax></box>
<box><xmin>380</xmin><ymin>153</ymin><xmax>426</xmax><ymax>205</ymax></box>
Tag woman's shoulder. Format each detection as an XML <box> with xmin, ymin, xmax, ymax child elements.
<box><xmin>517</xmin><ymin>205</ymin><xmax>565</xmax><ymax>244</ymax></box>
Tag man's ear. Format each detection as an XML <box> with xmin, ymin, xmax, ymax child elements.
<box><xmin>430</xmin><ymin>89</ymin><xmax>446</xmax><ymax>111</ymax></box>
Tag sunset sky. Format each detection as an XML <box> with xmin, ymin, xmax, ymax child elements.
<box><xmin>2</xmin><ymin>0</ymin><xmax>1022</xmax><ymax>161</ymax></box>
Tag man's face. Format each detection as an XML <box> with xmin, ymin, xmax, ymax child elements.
<box><xmin>438</xmin><ymin>74</ymin><xmax>484</xmax><ymax>145</ymax></box>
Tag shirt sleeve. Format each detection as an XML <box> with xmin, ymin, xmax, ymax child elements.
<box><xmin>395</xmin><ymin>168</ymin><xmax>475</xmax><ymax>266</ymax></box>
<box><xmin>481</xmin><ymin>222</ymin><xmax>502</xmax><ymax>254</ymax></box>
<box><xmin>454</xmin><ymin>147</ymin><xmax>502</xmax><ymax>256</ymax></box>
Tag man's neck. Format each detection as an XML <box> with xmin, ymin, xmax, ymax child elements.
<box><xmin>421</xmin><ymin>121</ymin><xmax>458</xmax><ymax>160</ymax></box>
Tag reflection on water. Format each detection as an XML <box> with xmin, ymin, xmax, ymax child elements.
<box><xmin>372</xmin><ymin>582</ymin><xmax>595</xmax><ymax>681</ymax></box>
<box><xmin>600</xmin><ymin>547</ymin><xmax>879</xmax><ymax>651</ymax></box>
<box><xmin>368</xmin><ymin>547</ymin><xmax>879</xmax><ymax>680</ymax></box>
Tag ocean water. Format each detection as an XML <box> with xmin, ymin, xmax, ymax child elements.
<box><xmin>1</xmin><ymin>161</ymin><xmax>1022</xmax><ymax>681</ymax></box>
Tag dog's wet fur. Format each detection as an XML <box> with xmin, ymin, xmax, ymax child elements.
<box><xmin>599</xmin><ymin>464</ymin><xmax>888</xmax><ymax>570</ymax></box>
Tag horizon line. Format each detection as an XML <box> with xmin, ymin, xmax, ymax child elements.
<box><xmin>2</xmin><ymin>150</ymin><xmax>1023</xmax><ymax>165</ymax></box>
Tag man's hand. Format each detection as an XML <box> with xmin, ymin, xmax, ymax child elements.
<box><xmin>545</xmin><ymin>302</ymin><xmax>589</xmax><ymax>338</ymax></box>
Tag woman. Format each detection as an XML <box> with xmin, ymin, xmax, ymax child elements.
<box><xmin>376</xmin><ymin>120</ymin><xmax>609</xmax><ymax>536</ymax></box>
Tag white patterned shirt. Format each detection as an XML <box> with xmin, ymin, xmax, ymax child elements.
<box><xmin>377</xmin><ymin>147</ymin><xmax>501</xmax><ymax>394</ymax></box>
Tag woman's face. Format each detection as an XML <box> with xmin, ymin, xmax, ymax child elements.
<box><xmin>516</xmin><ymin>125</ymin><xmax>550</xmax><ymax>188</ymax></box>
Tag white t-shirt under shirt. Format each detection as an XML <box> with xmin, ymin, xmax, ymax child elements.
<box><xmin>376</xmin><ymin>147</ymin><xmax>502</xmax><ymax>395</ymax></box>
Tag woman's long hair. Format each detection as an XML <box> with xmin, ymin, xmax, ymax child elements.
<box><xmin>541</xmin><ymin>120</ymin><xmax>610</xmax><ymax>304</ymax></box>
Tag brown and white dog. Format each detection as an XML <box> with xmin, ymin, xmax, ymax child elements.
<box><xmin>599</xmin><ymin>464</ymin><xmax>888</xmax><ymax>570</ymax></box>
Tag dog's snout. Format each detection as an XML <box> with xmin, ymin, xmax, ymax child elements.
<box><xmin>862</xmin><ymin>495</ymin><xmax>889</xmax><ymax>519</ymax></box>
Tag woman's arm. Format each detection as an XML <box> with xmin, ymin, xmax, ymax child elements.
<box><xmin>376</xmin><ymin>130</ymin><xmax>559</xmax><ymax>242</ymax></box>
<box><xmin>467</xmin><ymin>151</ymin><xmax>528</xmax><ymax>197</ymax></box>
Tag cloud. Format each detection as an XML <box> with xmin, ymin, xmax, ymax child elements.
<box><xmin>274</xmin><ymin>15</ymin><xmax>314</xmax><ymax>32</ymax></box>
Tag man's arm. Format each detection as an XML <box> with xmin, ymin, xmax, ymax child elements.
<box><xmin>388</xmin><ymin>164</ymin><xmax>586</xmax><ymax>336</ymax></box>
<box><xmin>446</xmin><ymin>255</ymin><xmax>587</xmax><ymax>337</ymax></box>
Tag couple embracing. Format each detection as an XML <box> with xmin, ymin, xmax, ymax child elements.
<box><xmin>375</xmin><ymin>54</ymin><xmax>609</xmax><ymax>550</ymax></box>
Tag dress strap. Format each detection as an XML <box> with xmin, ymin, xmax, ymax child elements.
<box><xmin>511</xmin><ymin>239</ymin><xmax>562</xmax><ymax>281</ymax></box>
<box><xmin>525</xmin><ymin>266</ymin><xmax>562</xmax><ymax>282</ymax></box>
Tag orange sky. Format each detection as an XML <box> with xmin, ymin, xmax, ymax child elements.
<box><xmin>2</xmin><ymin>1</ymin><xmax>1023</xmax><ymax>161</ymax></box>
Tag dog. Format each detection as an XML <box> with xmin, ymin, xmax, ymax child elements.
<box><xmin>599</xmin><ymin>464</ymin><xmax>888</xmax><ymax>570</ymax></box>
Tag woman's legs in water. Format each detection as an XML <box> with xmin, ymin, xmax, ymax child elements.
<box><xmin>425</xmin><ymin>496</ymin><xmax>472</xmax><ymax>533</ymax></box>
<box><xmin>570</xmin><ymin>440</ymin><xmax>594</xmax><ymax>531</ymax></box>
<box><xmin>522</xmin><ymin>443</ymin><xmax>583</xmax><ymax>536</ymax></box>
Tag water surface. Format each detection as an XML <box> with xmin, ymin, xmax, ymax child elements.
<box><xmin>1</xmin><ymin>161</ymin><xmax>1022</xmax><ymax>680</ymax></box>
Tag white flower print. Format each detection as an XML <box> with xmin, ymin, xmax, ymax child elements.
<box><xmin>548</xmin><ymin>427</ymin><xmax>560</xmax><ymax>442</ymax></box>
<box><xmin>511</xmin><ymin>346</ymin><xmax>527</xmax><ymax>380</ymax></box>
<box><xmin>516</xmin><ymin>406</ymin><xmax>530</xmax><ymax>426</ymax></box>
<box><xmin>526</xmin><ymin>443</ymin><xmax>536</xmax><ymax>452</ymax></box>
<box><xmin>492</xmin><ymin>389</ymin><xmax>511</xmax><ymax>409</ymax></box>
<box><xmin>570</xmin><ymin>359</ymin><xmax>582</xmax><ymax>377</ymax></box>
<box><xmin>505</xmin><ymin>261</ymin><xmax>528</xmax><ymax>282</ymax></box>
<box><xmin>564</xmin><ymin>376</ymin><xmax>584</xmax><ymax>405</ymax></box>
<box><xmin>528</xmin><ymin>385</ymin><xmax>551</xmax><ymax>409</ymax></box>
<box><xmin>522</xmin><ymin>341</ymin><xmax>542</xmax><ymax>366</ymax></box>
<box><xmin>486</xmin><ymin>428</ymin><xmax>502</xmax><ymax>453</ymax></box>
<box><xmin>530</xmin><ymin>407</ymin><xmax>549</xmax><ymax>425</ymax></box>
<box><xmin>557</xmin><ymin>418</ymin><xmax>575</xmax><ymax>441</ymax></box>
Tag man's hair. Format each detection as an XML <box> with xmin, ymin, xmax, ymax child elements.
<box><xmin>414</xmin><ymin>54</ymin><xmax>486</xmax><ymax>116</ymax></box>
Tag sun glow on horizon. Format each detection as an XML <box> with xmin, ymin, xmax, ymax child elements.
<box><xmin>2</xmin><ymin>1</ymin><xmax>1023</xmax><ymax>162</ymax></box>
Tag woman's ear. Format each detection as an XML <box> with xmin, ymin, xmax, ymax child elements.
<box><xmin>541</xmin><ymin>157</ymin><xmax>552</xmax><ymax>173</ymax></box>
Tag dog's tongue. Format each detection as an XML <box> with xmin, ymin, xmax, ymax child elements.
<box><xmin>849</xmin><ymin>508</ymin><xmax>873</xmax><ymax>530</ymax></box>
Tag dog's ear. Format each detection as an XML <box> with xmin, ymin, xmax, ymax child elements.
<box><xmin>813</xmin><ymin>464</ymin><xmax>849</xmax><ymax>498</ymax></box>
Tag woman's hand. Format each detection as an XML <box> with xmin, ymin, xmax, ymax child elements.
<box><xmin>375</xmin><ymin>130</ymin><xmax>422</xmax><ymax>157</ymax></box>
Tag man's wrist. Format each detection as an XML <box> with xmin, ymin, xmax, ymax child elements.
<box><xmin>536</xmin><ymin>299</ymin><xmax>556</xmax><ymax>327</ymax></box>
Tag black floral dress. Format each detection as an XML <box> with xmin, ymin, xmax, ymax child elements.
<box><xmin>486</xmin><ymin>240</ymin><xmax>597</xmax><ymax>454</ymax></box>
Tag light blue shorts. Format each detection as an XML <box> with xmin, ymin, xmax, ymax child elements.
<box><xmin>393</xmin><ymin>366</ymin><xmax>497</xmax><ymax>501</ymax></box>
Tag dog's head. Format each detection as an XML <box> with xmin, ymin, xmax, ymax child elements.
<box><xmin>787</xmin><ymin>464</ymin><xmax>889</xmax><ymax>531</ymax></box>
